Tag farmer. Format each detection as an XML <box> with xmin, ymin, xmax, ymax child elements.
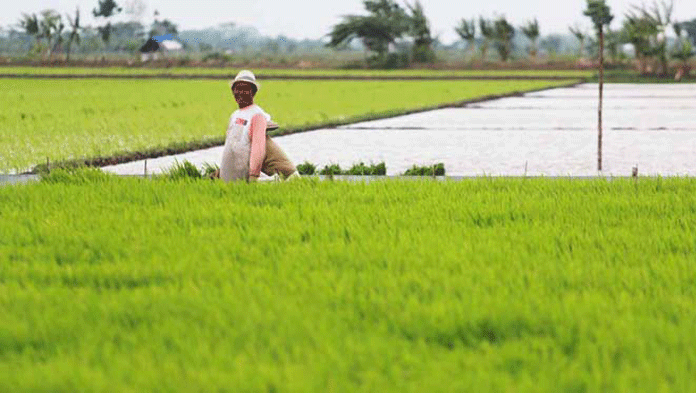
<box><xmin>216</xmin><ymin>70</ymin><xmax>299</xmax><ymax>182</ymax></box>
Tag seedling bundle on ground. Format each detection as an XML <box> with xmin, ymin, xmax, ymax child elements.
<box><xmin>295</xmin><ymin>161</ymin><xmax>445</xmax><ymax>176</ymax></box>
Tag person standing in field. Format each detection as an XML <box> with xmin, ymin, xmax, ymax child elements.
<box><xmin>217</xmin><ymin>70</ymin><xmax>299</xmax><ymax>182</ymax></box>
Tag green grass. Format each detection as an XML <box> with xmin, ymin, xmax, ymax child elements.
<box><xmin>1</xmin><ymin>171</ymin><xmax>696</xmax><ymax>391</ymax></box>
<box><xmin>0</xmin><ymin>66</ymin><xmax>594</xmax><ymax>78</ymax></box>
<box><xmin>0</xmin><ymin>78</ymin><xmax>574</xmax><ymax>172</ymax></box>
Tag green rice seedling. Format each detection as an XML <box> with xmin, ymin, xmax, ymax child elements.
<box><xmin>165</xmin><ymin>160</ymin><xmax>202</xmax><ymax>180</ymax></box>
<box><xmin>201</xmin><ymin>162</ymin><xmax>220</xmax><ymax>178</ymax></box>
<box><xmin>371</xmin><ymin>161</ymin><xmax>387</xmax><ymax>175</ymax></box>
<box><xmin>0</xmin><ymin>78</ymin><xmax>573</xmax><ymax>172</ymax></box>
<box><xmin>296</xmin><ymin>161</ymin><xmax>316</xmax><ymax>175</ymax></box>
<box><xmin>344</xmin><ymin>161</ymin><xmax>388</xmax><ymax>175</ymax></box>
<box><xmin>402</xmin><ymin>163</ymin><xmax>445</xmax><ymax>176</ymax></box>
<box><xmin>343</xmin><ymin>162</ymin><xmax>387</xmax><ymax>176</ymax></box>
<box><xmin>319</xmin><ymin>163</ymin><xmax>342</xmax><ymax>176</ymax></box>
<box><xmin>39</xmin><ymin>166</ymin><xmax>114</xmax><ymax>184</ymax></box>
<box><xmin>2</xmin><ymin>175</ymin><xmax>696</xmax><ymax>391</ymax></box>
<box><xmin>346</xmin><ymin>162</ymin><xmax>371</xmax><ymax>175</ymax></box>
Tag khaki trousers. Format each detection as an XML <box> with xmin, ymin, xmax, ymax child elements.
<box><xmin>261</xmin><ymin>136</ymin><xmax>296</xmax><ymax>178</ymax></box>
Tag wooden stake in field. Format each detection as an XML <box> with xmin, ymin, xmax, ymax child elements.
<box><xmin>584</xmin><ymin>0</ymin><xmax>613</xmax><ymax>172</ymax></box>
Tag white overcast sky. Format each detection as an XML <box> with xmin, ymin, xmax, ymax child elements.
<box><xmin>1</xmin><ymin>0</ymin><xmax>693</xmax><ymax>44</ymax></box>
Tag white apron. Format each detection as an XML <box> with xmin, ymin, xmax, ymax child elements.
<box><xmin>219</xmin><ymin>105</ymin><xmax>271</xmax><ymax>181</ymax></box>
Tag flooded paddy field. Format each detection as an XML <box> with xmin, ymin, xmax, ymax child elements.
<box><xmin>103</xmin><ymin>84</ymin><xmax>696</xmax><ymax>177</ymax></box>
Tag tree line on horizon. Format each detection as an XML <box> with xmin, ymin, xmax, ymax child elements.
<box><xmin>325</xmin><ymin>0</ymin><xmax>694</xmax><ymax>73</ymax></box>
<box><xmin>2</xmin><ymin>0</ymin><xmax>695</xmax><ymax>73</ymax></box>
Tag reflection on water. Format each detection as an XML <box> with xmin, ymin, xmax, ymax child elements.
<box><xmin>276</xmin><ymin>84</ymin><xmax>696</xmax><ymax>176</ymax></box>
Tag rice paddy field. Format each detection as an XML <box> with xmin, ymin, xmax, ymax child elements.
<box><xmin>0</xmin><ymin>77</ymin><xmax>574</xmax><ymax>173</ymax></box>
<box><xmin>0</xmin><ymin>66</ymin><xmax>594</xmax><ymax>78</ymax></box>
<box><xmin>1</xmin><ymin>171</ymin><xmax>696</xmax><ymax>391</ymax></box>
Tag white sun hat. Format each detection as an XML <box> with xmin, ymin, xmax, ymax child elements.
<box><xmin>230</xmin><ymin>70</ymin><xmax>260</xmax><ymax>93</ymax></box>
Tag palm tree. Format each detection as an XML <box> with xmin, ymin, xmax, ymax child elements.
<box><xmin>326</xmin><ymin>0</ymin><xmax>409</xmax><ymax>65</ymax></box>
<box><xmin>629</xmin><ymin>1</ymin><xmax>673</xmax><ymax>75</ymax></box>
<box><xmin>680</xmin><ymin>19</ymin><xmax>696</xmax><ymax>45</ymax></box>
<box><xmin>454</xmin><ymin>19</ymin><xmax>476</xmax><ymax>59</ymax></box>
<box><xmin>672</xmin><ymin>22</ymin><xmax>694</xmax><ymax>79</ymax></box>
<box><xmin>622</xmin><ymin>14</ymin><xmax>656</xmax><ymax>74</ymax></box>
<box><xmin>521</xmin><ymin>19</ymin><xmax>540</xmax><ymax>59</ymax></box>
<box><xmin>493</xmin><ymin>16</ymin><xmax>515</xmax><ymax>62</ymax></box>
<box><xmin>65</xmin><ymin>8</ymin><xmax>81</xmax><ymax>62</ymax></box>
<box><xmin>584</xmin><ymin>0</ymin><xmax>613</xmax><ymax>172</ymax></box>
<box><xmin>407</xmin><ymin>1</ymin><xmax>435</xmax><ymax>63</ymax></box>
<box><xmin>38</xmin><ymin>10</ymin><xmax>62</xmax><ymax>58</ymax></box>
<box><xmin>478</xmin><ymin>17</ymin><xmax>494</xmax><ymax>61</ymax></box>
<box><xmin>569</xmin><ymin>24</ymin><xmax>587</xmax><ymax>58</ymax></box>
<box><xmin>18</xmin><ymin>13</ymin><xmax>40</xmax><ymax>53</ymax></box>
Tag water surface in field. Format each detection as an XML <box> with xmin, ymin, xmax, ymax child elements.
<box><xmin>104</xmin><ymin>84</ymin><xmax>696</xmax><ymax>177</ymax></box>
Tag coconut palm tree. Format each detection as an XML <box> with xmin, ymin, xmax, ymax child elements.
<box><xmin>407</xmin><ymin>1</ymin><xmax>435</xmax><ymax>63</ymax></box>
<box><xmin>569</xmin><ymin>24</ymin><xmax>587</xmax><ymax>58</ymax></box>
<box><xmin>478</xmin><ymin>17</ymin><xmax>494</xmax><ymax>61</ymax></box>
<box><xmin>493</xmin><ymin>16</ymin><xmax>515</xmax><ymax>62</ymax></box>
<box><xmin>622</xmin><ymin>13</ymin><xmax>656</xmax><ymax>74</ymax></box>
<box><xmin>454</xmin><ymin>19</ymin><xmax>476</xmax><ymax>59</ymax></box>
<box><xmin>18</xmin><ymin>13</ymin><xmax>40</xmax><ymax>53</ymax></box>
<box><xmin>521</xmin><ymin>19</ymin><xmax>540</xmax><ymax>59</ymax></box>
<box><xmin>327</xmin><ymin>0</ymin><xmax>409</xmax><ymax>66</ymax></box>
<box><xmin>93</xmin><ymin>0</ymin><xmax>122</xmax><ymax>48</ymax></box>
<box><xmin>38</xmin><ymin>10</ymin><xmax>62</xmax><ymax>58</ymax></box>
<box><xmin>629</xmin><ymin>1</ymin><xmax>673</xmax><ymax>75</ymax></box>
<box><xmin>672</xmin><ymin>22</ymin><xmax>694</xmax><ymax>79</ymax></box>
<box><xmin>65</xmin><ymin>8</ymin><xmax>81</xmax><ymax>62</ymax></box>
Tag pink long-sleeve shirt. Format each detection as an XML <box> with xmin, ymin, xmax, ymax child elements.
<box><xmin>248</xmin><ymin>113</ymin><xmax>267</xmax><ymax>177</ymax></box>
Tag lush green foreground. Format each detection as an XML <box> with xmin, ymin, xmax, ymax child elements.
<box><xmin>0</xmin><ymin>66</ymin><xmax>594</xmax><ymax>78</ymax></box>
<box><xmin>0</xmin><ymin>78</ymin><xmax>572</xmax><ymax>172</ymax></box>
<box><xmin>1</xmin><ymin>172</ymin><xmax>695</xmax><ymax>392</ymax></box>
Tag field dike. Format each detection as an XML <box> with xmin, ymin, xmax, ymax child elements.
<box><xmin>24</xmin><ymin>81</ymin><xmax>581</xmax><ymax>174</ymax></box>
<box><xmin>0</xmin><ymin>73</ymin><xmax>584</xmax><ymax>81</ymax></box>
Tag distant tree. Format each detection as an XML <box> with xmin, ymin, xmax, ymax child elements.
<box><xmin>604</xmin><ymin>28</ymin><xmax>621</xmax><ymax>63</ymax></box>
<box><xmin>493</xmin><ymin>16</ymin><xmax>515</xmax><ymax>61</ymax></box>
<box><xmin>478</xmin><ymin>17</ymin><xmax>494</xmax><ymax>60</ymax></box>
<box><xmin>454</xmin><ymin>19</ymin><xmax>476</xmax><ymax>59</ymax></box>
<box><xmin>38</xmin><ymin>10</ymin><xmax>63</xmax><ymax>58</ymax></box>
<box><xmin>622</xmin><ymin>12</ymin><xmax>656</xmax><ymax>73</ymax></box>
<box><xmin>540</xmin><ymin>34</ymin><xmax>563</xmax><ymax>55</ymax></box>
<box><xmin>124</xmin><ymin>0</ymin><xmax>147</xmax><ymax>22</ymax></box>
<box><xmin>65</xmin><ymin>8</ymin><xmax>81</xmax><ymax>62</ymax></box>
<box><xmin>326</xmin><ymin>0</ymin><xmax>409</xmax><ymax>65</ymax></box>
<box><xmin>149</xmin><ymin>19</ymin><xmax>178</xmax><ymax>37</ymax></box>
<box><xmin>18</xmin><ymin>13</ymin><xmax>40</xmax><ymax>51</ymax></box>
<box><xmin>521</xmin><ymin>19</ymin><xmax>540</xmax><ymax>59</ymax></box>
<box><xmin>678</xmin><ymin>19</ymin><xmax>696</xmax><ymax>45</ymax></box>
<box><xmin>198</xmin><ymin>42</ymin><xmax>213</xmax><ymax>52</ymax></box>
<box><xmin>569</xmin><ymin>24</ymin><xmax>587</xmax><ymax>57</ymax></box>
<box><xmin>672</xmin><ymin>22</ymin><xmax>694</xmax><ymax>78</ymax></box>
<box><xmin>628</xmin><ymin>1</ymin><xmax>673</xmax><ymax>75</ymax></box>
<box><xmin>407</xmin><ymin>1</ymin><xmax>435</xmax><ymax>63</ymax></box>
<box><xmin>584</xmin><ymin>0</ymin><xmax>613</xmax><ymax>172</ymax></box>
<box><xmin>93</xmin><ymin>0</ymin><xmax>122</xmax><ymax>47</ymax></box>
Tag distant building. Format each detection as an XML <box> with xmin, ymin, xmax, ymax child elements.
<box><xmin>140</xmin><ymin>34</ymin><xmax>184</xmax><ymax>61</ymax></box>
